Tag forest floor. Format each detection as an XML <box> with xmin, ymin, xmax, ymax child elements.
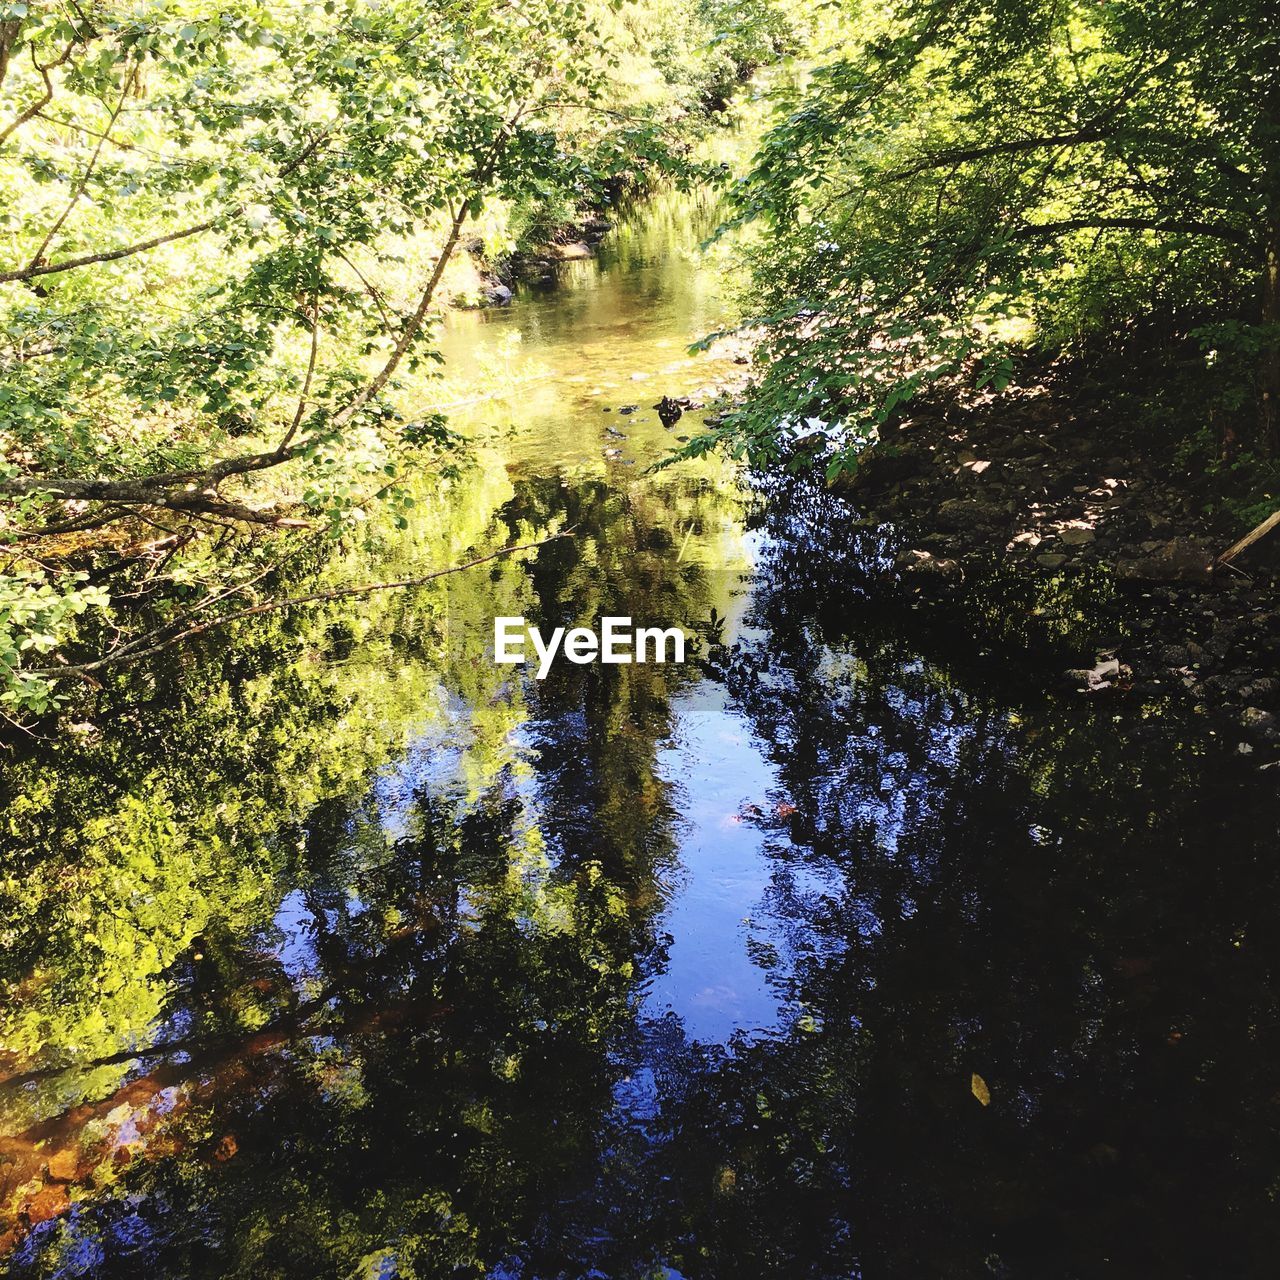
<box><xmin>835</xmin><ymin>381</ymin><xmax>1280</xmax><ymax>770</ymax></box>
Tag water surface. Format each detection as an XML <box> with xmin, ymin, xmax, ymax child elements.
<box><xmin>2</xmin><ymin>190</ymin><xmax>1278</xmax><ymax>1280</ymax></box>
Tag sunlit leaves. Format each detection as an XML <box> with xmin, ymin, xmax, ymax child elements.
<box><xmin>0</xmin><ymin>569</ymin><xmax>109</xmax><ymax>714</ymax></box>
<box><xmin>705</xmin><ymin>0</ymin><xmax>1276</xmax><ymax>474</ymax></box>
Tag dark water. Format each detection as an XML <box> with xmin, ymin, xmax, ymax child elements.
<box><xmin>2</xmin><ymin>193</ymin><xmax>1279</xmax><ymax>1280</ymax></box>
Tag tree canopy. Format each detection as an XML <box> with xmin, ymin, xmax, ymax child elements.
<box><xmin>689</xmin><ymin>0</ymin><xmax>1278</xmax><ymax>477</ymax></box>
<box><xmin>0</xmin><ymin>0</ymin><xmax>793</xmax><ymax>717</ymax></box>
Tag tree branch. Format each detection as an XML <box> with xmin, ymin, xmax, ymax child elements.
<box><xmin>0</xmin><ymin>126</ymin><xmax>506</xmax><ymax>521</ymax></box>
<box><xmin>328</xmin><ymin>201</ymin><xmax>470</xmax><ymax>432</ymax></box>
<box><xmin>0</xmin><ymin>132</ymin><xmax>327</xmax><ymax>284</ymax></box>
<box><xmin>30</xmin><ymin>529</ymin><xmax>574</xmax><ymax>677</ymax></box>
<box><xmin>1218</xmin><ymin>509</ymin><xmax>1280</xmax><ymax>565</ymax></box>
<box><xmin>881</xmin><ymin>128</ymin><xmax>1114</xmax><ymax>185</ymax></box>
<box><xmin>335</xmin><ymin>248</ymin><xmax>395</xmax><ymax>336</ymax></box>
<box><xmin>0</xmin><ymin>39</ymin><xmax>74</xmax><ymax>146</ymax></box>
<box><xmin>277</xmin><ymin>296</ymin><xmax>320</xmax><ymax>455</ymax></box>
<box><xmin>1008</xmin><ymin>216</ymin><xmax>1251</xmax><ymax>247</ymax></box>
<box><xmin>0</xmin><ymin>218</ymin><xmax>217</xmax><ymax>284</ymax></box>
<box><xmin>0</xmin><ymin>17</ymin><xmax>21</xmax><ymax>91</ymax></box>
<box><xmin>320</xmin><ymin>104</ymin><xmax>523</xmax><ymax>433</ymax></box>
<box><xmin>26</xmin><ymin>61</ymin><xmax>138</xmax><ymax>272</ymax></box>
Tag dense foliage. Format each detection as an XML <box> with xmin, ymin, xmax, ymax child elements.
<box><xmin>691</xmin><ymin>0</ymin><xmax>1278</xmax><ymax>479</ymax></box>
<box><xmin>0</xmin><ymin>0</ymin><xmax>797</xmax><ymax>717</ymax></box>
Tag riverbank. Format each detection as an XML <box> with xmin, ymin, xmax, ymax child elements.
<box><xmin>457</xmin><ymin>212</ymin><xmax>619</xmax><ymax>307</ymax></box>
<box><xmin>830</xmin><ymin>381</ymin><xmax>1280</xmax><ymax>767</ymax></box>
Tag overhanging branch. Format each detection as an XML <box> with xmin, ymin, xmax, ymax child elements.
<box><xmin>1008</xmin><ymin>215</ymin><xmax>1251</xmax><ymax>247</ymax></box>
<box><xmin>31</xmin><ymin>529</ymin><xmax>574</xmax><ymax>677</ymax></box>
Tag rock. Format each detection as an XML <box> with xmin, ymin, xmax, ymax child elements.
<box><xmin>1241</xmin><ymin>706</ymin><xmax>1277</xmax><ymax>732</ymax></box>
<box><xmin>895</xmin><ymin>548</ymin><xmax>963</xmax><ymax>581</ymax></box>
<box><xmin>936</xmin><ymin>497</ymin><xmax>1003</xmax><ymax>532</ymax></box>
<box><xmin>855</xmin><ymin>445</ymin><xmax>927</xmax><ymax>489</ymax></box>
<box><xmin>1064</xmin><ymin>655</ymin><xmax>1122</xmax><ymax>691</ymax></box>
<box><xmin>1059</xmin><ymin>526</ymin><xmax>1096</xmax><ymax>546</ymax></box>
<box><xmin>46</xmin><ymin>1150</ymin><xmax>79</xmax><ymax>1182</ymax></box>
<box><xmin>553</xmin><ymin>241</ymin><xmax>592</xmax><ymax>260</ymax></box>
<box><xmin>654</xmin><ymin>396</ymin><xmax>683</xmax><ymax>428</ymax></box>
<box><xmin>1036</xmin><ymin>553</ymin><xmax>1068</xmax><ymax>569</ymax></box>
<box><xmin>1242</xmin><ymin>677</ymin><xmax>1280</xmax><ymax>702</ymax></box>
<box><xmin>486</xmin><ymin>282</ymin><xmax>513</xmax><ymax>304</ymax></box>
<box><xmin>618</xmin><ymin>404</ymin><xmax>638</xmax><ymax>415</ymax></box>
<box><xmin>18</xmin><ymin>1186</ymin><xmax>67</xmax><ymax>1229</ymax></box>
<box><xmin>1115</xmin><ymin>537</ymin><xmax>1215</xmax><ymax>585</ymax></box>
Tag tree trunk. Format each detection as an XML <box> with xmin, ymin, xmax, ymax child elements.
<box><xmin>1261</xmin><ymin>218</ymin><xmax>1280</xmax><ymax>455</ymax></box>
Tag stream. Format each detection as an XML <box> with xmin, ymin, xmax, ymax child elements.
<box><xmin>1</xmin><ymin>190</ymin><xmax>1278</xmax><ymax>1279</ymax></box>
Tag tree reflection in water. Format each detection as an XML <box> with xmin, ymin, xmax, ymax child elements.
<box><xmin>3</xmin><ymin>274</ymin><xmax>1279</xmax><ymax>1280</ymax></box>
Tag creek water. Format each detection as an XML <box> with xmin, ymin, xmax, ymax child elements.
<box><xmin>1</xmin><ymin>190</ymin><xmax>1278</xmax><ymax>1279</ymax></box>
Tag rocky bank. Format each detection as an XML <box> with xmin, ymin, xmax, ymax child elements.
<box><xmin>833</xmin><ymin>384</ymin><xmax>1280</xmax><ymax>768</ymax></box>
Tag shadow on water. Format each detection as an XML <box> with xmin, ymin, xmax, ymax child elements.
<box><xmin>1</xmin><ymin>191</ymin><xmax>1278</xmax><ymax>1280</ymax></box>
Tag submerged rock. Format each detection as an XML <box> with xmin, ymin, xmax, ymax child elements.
<box><xmin>655</xmin><ymin>396</ymin><xmax>683</xmax><ymax>428</ymax></box>
<box><xmin>895</xmin><ymin>548</ymin><xmax>963</xmax><ymax>582</ymax></box>
<box><xmin>853</xmin><ymin>445</ymin><xmax>927</xmax><ymax>489</ymax></box>
<box><xmin>1116</xmin><ymin>537</ymin><xmax>1216</xmax><ymax>584</ymax></box>
<box><xmin>1064</xmin><ymin>655</ymin><xmax>1123</xmax><ymax>691</ymax></box>
<box><xmin>936</xmin><ymin>497</ymin><xmax>1004</xmax><ymax>532</ymax></box>
<box><xmin>1059</xmin><ymin>526</ymin><xmax>1096</xmax><ymax>546</ymax></box>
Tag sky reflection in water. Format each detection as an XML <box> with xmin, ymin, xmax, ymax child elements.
<box><xmin>2</xmin><ymin>190</ymin><xmax>1278</xmax><ymax>1280</ymax></box>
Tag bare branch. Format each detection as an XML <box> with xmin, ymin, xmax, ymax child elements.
<box><xmin>0</xmin><ymin>218</ymin><xmax>217</xmax><ymax>284</ymax></box>
<box><xmin>277</xmin><ymin>296</ymin><xmax>321</xmax><ymax>455</ymax></box>
<box><xmin>0</xmin><ymin>38</ymin><xmax>76</xmax><ymax>147</ymax></box>
<box><xmin>27</xmin><ymin>61</ymin><xmax>139</xmax><ymax>271</ymax></box>
<box><xmin>1218</xmin><ymin>510</ymin><xmax>1280</xmax><ymax>566</ymax></box>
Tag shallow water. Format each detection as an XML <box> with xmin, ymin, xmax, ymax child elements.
<box><xmin>2</xmin><ymin>191</ymin><xmax>1278</xmax><ymax>1279</ymax></box>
